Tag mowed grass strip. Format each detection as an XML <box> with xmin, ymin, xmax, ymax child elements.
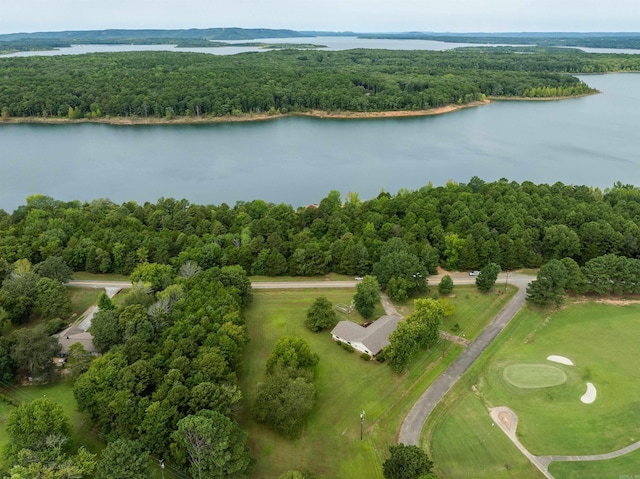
<box><xmin>503</xmin><ymin>364</ymin><xmax>567</xmax><ymax>389</ymax></box>
<box><xmin>239</xmin><ymin>287</ymin><xmax>516</xmax><ymax>478</ymax></box>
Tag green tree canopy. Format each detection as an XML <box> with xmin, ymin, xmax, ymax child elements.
<box><xmin>353</xmin><ymin>275</ymin><xmax>381</xmax><ymax>319</ymax></box>
<box><xmin>382</xmin><ymin>444</ymin><xmax>434</xmax><ymax>479</ymax></box>
<box><xmin>252</xmin><ymin>366</ymin><xmax>317</xmax><ymax>438</ymax></box>
<box><xmin>305</xmin><ymin>296</ymin><xmax>337</xmax><ymax>332</ymax></box>
<box><xmin>95</xmin><ymin>438</ymin><xmax>150</xmax><ymax>479</ymax></box>
<box><xmin>265</xmin><ymin>336</ymin><xmax>319</xmax><ymax>374</ymax></box>
<box><xmin>5</xmin><ymin>397</ymin><xmax>72</xmax><ymax>455</ymax></box>
<box><xmin>475</xmin><ymin>263</ymin><xmax>501</xmax><ymax>292</ymax></box>
<box><xmin>438</xmin><ymin>275</ymin><xmax>454</xmax><ymax>295</ymax></box>
<box><xmin>526</xmin><ymin>259</ymin><xmax>568</xmax><ymax>307</ymax></box>
<box><xmin>10</xmin><ymin>324</ymin><xmax>61</xmax><ymax>381</ymax></box>
<box><xmin>172</xmin><ymin>410</ymin><xmax>252</xmax><ymax>479</ymax></box>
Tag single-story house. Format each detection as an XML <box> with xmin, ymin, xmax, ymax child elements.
<box><xmin>54</xmin><ymin>326</ymin><xmax>99</xmax><ymax>356</ymax></box>
<box><xmin>331</xmin><ymin>315</ymin><xmax>403</xmax><ymax>357</ymax></box>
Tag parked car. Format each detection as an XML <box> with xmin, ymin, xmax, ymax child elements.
<box><xmin>469</xmin><ymin>270</ymin><xmax>480</xmax><ymax>276</ymax></box>
<box><xmin>355</xmin><ymin>276</ymin><xmax>364</xmax><ymax>281</ymax></box>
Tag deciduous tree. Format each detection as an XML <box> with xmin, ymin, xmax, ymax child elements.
<box><xmin>382</xmin><ymin>444</ymin><xmax>434</xmax><ymax>479</ymax></box>
<box><xmin>172</xmin><ymin>410</ymin><xmax>252</xmax><ymax>479</ymax></box>
<box><xmin>475</xmin><ymin>263</ymin><xmax>501</xmax><ymax>292</ymax></box>
<box><xmin>305</xmin><ymin>296</ymin><xmax>337</xmax><ymax>332</ymax></box>
<box><xmin>353</xmin><ymin>275</ymin><xmax>381</xmax><ymax>319</ymax></box>
<box><xmin>95</xmin><ymin>438</ymin><xmax>150</xmax><ymax>479</ymax></box>
<box><xmin>438</xmin><ymin>275</ymin><xmax>454</xmax><ymax>295</ymax></box>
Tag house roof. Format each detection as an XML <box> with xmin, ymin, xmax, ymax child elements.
<box><xmin>331</xmin><ymin>315</ymin><xmax>403</xmax><ymax>355</ymax></box>
<box><xmin>54</xmin><ymin>326</ymin><xmax>98</xmax><ymax>354</ymax></box>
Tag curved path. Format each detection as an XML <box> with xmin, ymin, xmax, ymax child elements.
<box><xmin>398</xmin><ymin>273</ymin><xmax>531</xmax><ymax>445</ymax></box>
<box><xmin>491</xmin><ymin>406</ymin><xmax>640</xmax><ymax>478</ymax></box>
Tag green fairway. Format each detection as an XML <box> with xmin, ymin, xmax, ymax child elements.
<box><xmin>549</xmin><ymin>448</ymin><xmax>640</xmax><ymax>478</ymax></box>
<box><xmin>503</xmin><ymin>364</ymin><xmax>568</xmax><ymax>389</ymax></box>
<box><xmin>239</xmin><ymin>287</ymin><xmax>515</xmax><ymax>479</ymax></box>
<box><xmin>425</xmin><ymin>300</ymin><xmax>640</xmax><ymax>478</ymax></box>
<box><xmin>426</xmin><ymin>391</ymin><xmax>544</xmax><ymax>479</ymax></box>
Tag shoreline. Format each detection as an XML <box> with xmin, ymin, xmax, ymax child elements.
<box><xmin>0</xmin><ymin>101</ymin><xmax>492</xmax><ymax>125</ymax></box>
<box><xmin>489</xmin><ymin>91</ymin><xmax>600</xmax><ymax>101</ymax></box>
<box><xmin>0</xmin><ymin>93</ymin><xmax>596</xmax><ymax>125</ymax></box>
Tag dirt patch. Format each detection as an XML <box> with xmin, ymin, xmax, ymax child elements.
<box><xmin>498</xmin><ymin>411</ymin><xmax>512</xmax><ymax>431</ymax></box>
<box><xmin>595</xmin><ymin>298</ymin><xmax>640</xmax><ymax>306</ymax></box>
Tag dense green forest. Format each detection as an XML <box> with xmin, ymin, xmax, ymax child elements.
<box><xmin>2</xmin><ymin>177</ymin><xmax>640</xmax><ymax>293</ymax></box>
<box><xmin>5</xmin><ymin>47</ymin><xmax>640</xmax><ymax>119</ymax></box>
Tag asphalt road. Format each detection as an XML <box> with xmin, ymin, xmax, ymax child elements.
<box><xmin>398</xmin><ymin>274</ymin><xmax>531</xmax><ymax>445</ymax></box>
<box><xmin>67</xmin><ymin>272</ymin><xmax>509</xmax><ymax>291</ymax></box>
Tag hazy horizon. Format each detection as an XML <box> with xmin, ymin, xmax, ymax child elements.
<box><xmin>1</xmin><ymin>0</ymin><xmax>639</xmax><ymax>36</ymax></box>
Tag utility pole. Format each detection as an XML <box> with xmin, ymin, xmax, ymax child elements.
<box><xmin>160</xmin><ymin>459</ymin><xmax>165</xmax><ymax>479</ymax></box>
<box><xmin>504</xmin><ymin>271</ymin><xmax>509</xmax><ymax>293</ymax></box>
<box><xmin>360</xmin><ymin>410</ymin><xmax>365</xmax><ymax>441</ymax></box>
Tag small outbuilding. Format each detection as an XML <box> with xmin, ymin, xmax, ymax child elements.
<box><xmin>331</xmin><ymin>315</ymin><xmax>403</xmax><ymax>357</ymax></box>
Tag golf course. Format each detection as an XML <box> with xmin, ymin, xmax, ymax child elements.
<box><xmin>424</xmin><ymin>300</ymin><xmax>640</xmax><ymax>479</ymax></box>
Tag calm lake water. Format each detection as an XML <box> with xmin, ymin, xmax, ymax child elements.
<box><xmin>5</xmin><ymin>36</ymin><xmax>637</xmax><ymax>57</ymax></box>
<box><xmin>1</xmin><ymin>73</ymin><xmax>639</xmax><ymax>212</ymax></box>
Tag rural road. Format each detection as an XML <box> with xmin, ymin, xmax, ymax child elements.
<box><xmin>398</xmin><ymin>273</ymin><xmax>532</xmax><ymax>445</ymax></box>
<box><xmin>67</xmin><ymin>273</ymin><xmax>498</xmax><ymax>291</ymax></box>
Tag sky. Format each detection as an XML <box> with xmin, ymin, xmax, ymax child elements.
<box><xmin>0</xmin><ymin>0</ymin><xmax>639</xmax><ymax>35</ymax></box>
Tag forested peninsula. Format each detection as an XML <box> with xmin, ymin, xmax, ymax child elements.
<box><xmin>2</xmin><ymin>48</ymin><xmax>640</xmax><ymax>122</ymax></box>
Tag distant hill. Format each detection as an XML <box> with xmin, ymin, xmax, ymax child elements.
<box><xmin>0</xmin><ymin>27</ymin><xmax>310</xmax><ymax>42</ymax></box>
<box><xmin>357</xmin><ymin>32</ymin><xmax>640</xmax><ymax>49</ymax></box>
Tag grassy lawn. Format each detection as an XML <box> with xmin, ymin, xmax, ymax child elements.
<box><xmin>426</xmin><ymin>391</ymin><xmax>543</xmax><ymax>479</ymax></box>
<box><xmin>424</xmin><ymin>300</ymin><xmax>640</xmax><ymax>478</ymax></box>
<box><xmin>68</xmin><ymin>287</ymin><xmax>103</xmax><ymax>318</ymax></box>
<box><xmin>1</xmin><ymin>380</ymin><xmax>104</xmax><ymax>454</ymax></box>
<box><xmin>239</xmin><ymin>287</ymin><xmax>515</xmax><ymax>479</ymax></box>
<box><xmin>70</xmin><ymin>271</ymin><xmax>130</xmax><ymax>281</ymax></box>
<box><xmin>393</xmin><ymin>285</ymin><xmax>517</xmax><ymax>341</ymax></box>
<box><xmin>549</xmin><ymin>449</ymin><xmax>640</xmax><ymax>478</ymax></box>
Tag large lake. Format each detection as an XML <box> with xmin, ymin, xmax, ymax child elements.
<box><xmin>4</xmin><ymin>36</ymin><xmax>640</xmax><ymax>57</ymax></box>
<box><xmin>1</xmin><ymin>73</ymin><xmax>639</xmax><ymax>212</ymax></box>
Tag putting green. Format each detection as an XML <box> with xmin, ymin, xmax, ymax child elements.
<box><xmin>503</xmin><ymin>363</ymin><xmax>567</xmax><ymax>389</ymax></box>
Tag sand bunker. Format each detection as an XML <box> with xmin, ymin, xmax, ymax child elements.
<box><xmin>581</xmin><ymin>382</ymin><xmax>597</xmax><ymax>404</ymax></box>
<box><xmin>547</xmin><ymin>355</ymin><xmax>574</xmax><ymax>366</ymax></box>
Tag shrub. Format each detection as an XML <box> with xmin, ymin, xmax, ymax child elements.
<box><xmin>44</xmin><ymin>318</ymin><xmax>67</xmax><ymax>336</ymax></box>
<box><xmin>341</xmin><ymin>343</ymin><xmax>354</xmax><ymax>353</ymax></box>
<box><xmin>360</xmin><ymin>353</ymin><xmax>371</xmax><ymax>361</ymax></box>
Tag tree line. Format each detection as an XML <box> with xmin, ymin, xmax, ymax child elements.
<box><xmin>5</xmin><ymin>47</ymin><xmax>639</xmax><ymax>119</ymax></box>
<box><xmin>2</xmin><ymin>177</ymin><xmax>640</xmax><ymax>306</ymax></box>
